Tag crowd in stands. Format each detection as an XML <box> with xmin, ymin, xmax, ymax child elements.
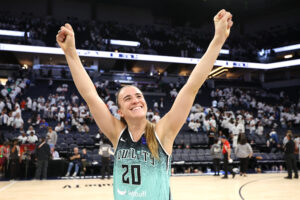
<box><xmin>1</xmin><ymin>12</ymin><xmax>300</xmax><ymax>61</ymax></box>
<box><xmin>0</xmin><ymin>71</ymin><xmax>300</xmax><ymax>179</ymax></box>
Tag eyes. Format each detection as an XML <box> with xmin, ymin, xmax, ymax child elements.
<box><xmin>123</xmin><ymin>94</ymin><xmax>143</xmax><ymax>102</ymax></box>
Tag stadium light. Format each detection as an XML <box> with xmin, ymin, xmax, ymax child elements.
<box><xmin>110</xmin><ymin>39</ymin><xmax>140</xmax><ymax>47</ymax></box>
<box><xmin>1</xmin><ymin>43</ymin><xmax>300</xmax><ymax>70</ymax></box>
<box><xmin>0</xmin><ymin>29</ymin><xmax>30</xmax><ymax>37</ymax></box>
<box><xmin>284</xmin><ymin>54</ymin><xmax>293</xmax><ymax>59</ymax></box>
<box><xmin>272</xmin><ymin>44</ymin><xmax>300</xmax><ymax>53</ymax></box>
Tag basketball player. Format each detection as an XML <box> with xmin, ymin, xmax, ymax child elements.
<box><xmin>57</xmin><ymin>9</ymin><xmax>233</xmax><ymax>200</ymax></box>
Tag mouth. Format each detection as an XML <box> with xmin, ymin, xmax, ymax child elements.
<box><xmin>131</xmin><ymin>106</ymin><xmax>143</xmax><ymax>111</ymax></box>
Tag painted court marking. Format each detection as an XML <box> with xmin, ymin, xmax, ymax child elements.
<box><xmin>0</xmin><ymin>181</ymin><xmax>16</xmax><ymax>192</ymax></box>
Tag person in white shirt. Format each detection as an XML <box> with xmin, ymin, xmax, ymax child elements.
<box><xmin>26</xmin><ymin>125</ymin><xmax>36</xmax><ymax>135</ymax></box>
<box><xmin>51</xmin><ymin>147</ymin><xmax>60</xmax><ymax>160</ymax></box>
<box><xmin>55</xmin><ymin>122</ymin><xmax>64</xmax><ymax>133</ymax></box>
<box><xmin>110</xmin><ymin>103</ymin><xmax>118</xmax><ymax>116</ymax></box>
<box><xmin>57</xmin><ymin>110</ymin><xmax>65</xmax><ymax>122</ymax></box>
<box><xmin>18</xmin><ymin>131</ymin><xmax>28</xmax><ymax>144</ymax></box>
<box><xmin>71</xmin><ymin>93</ymin><xmax>79</xmax><ymax>104</ymax></box>
<box><xmin>152</xmin><ymin>112</ymin><xmax>161</xmax><ymax>124</ymax></box>
<box><xmin>13</xmin><ymin>113</ymin><xmax>24</xmax><ymax>130</ymax></box>
<box><xmin>27</xmin><ymin>132</ymin><xmax>38</xmax><ymax>144</ymax></box>
<box><xmin>256</xmin><ymin>121</ymin><xmax>264</xmax><ymax>136</ymax></box>
<box><xmin>1</xmin><ymin>87</ymin><xmax>8</xmax><ymax>97</ymax></box>
<box><xmin>209</xmin><ymin>115</ymin><xmax>217</xmax><ymax>130</ymax></box>
<box><xmin>0</xmin><ymin>100</ymin><xmax>5</xmax><ymax>113</ymax></box>
<box><xmin>249</xmin><ymin>117</ymin><xmax>256</xmax><ymax>134</ymax></box>
<box><xmin>26</xmin><ymin>97</ymin><xmax>32</xmax><ymax>110</ymax></box>
<box><xmin>188</xmin><ymin>120</ymin><xmax>200</xmax><ymax>132</ymax></box>
<box><xmin>203</xmin><ymin>116</ymin><xmax>210</xmax><ymax>132</ymax></box>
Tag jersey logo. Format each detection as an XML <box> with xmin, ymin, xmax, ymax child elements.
<box><xmin>120</xmin><ymin>137</ymin><xmax>126</xmax><ymax>142</ymax></box>
<box><xmin>117</xmin><ymin>189</ymin><xmax>127</xmax><ymax>196</ymax></box>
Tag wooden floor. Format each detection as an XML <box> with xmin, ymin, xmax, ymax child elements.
<box><xmin>0</xmin><ymin>173</ymin><xmax>299</xmax><ymax>200</ymax></box>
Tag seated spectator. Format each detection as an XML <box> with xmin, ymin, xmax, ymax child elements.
<box><xmin>18</xmin><ymin>131</ymin><xmax>28</xmax><ymax>144</ymax></box>
<box><xmin>256</xmin><ymin>121</ymin><xmax>264</xmax><ymax>136</ymax></box>
<box><xmin>39</xmin><ymin>119</ymin><xmax>49</xmax><ymax>129</ymax></box>
<box><xmin>152</xmin><ymin>112</ymin><xmax>160</xmax><ymax>124</ymax></box>
<box><xmin>54</xmin><ymin>122</ymin><xmax>64</xmax><ymax>134</ymax></box>
<box><xmin>26</xmin><ymin>125</ymin><xmax>35</xmax><ymax>135</ymax></box>
<box><xmin>64</xmin><ymin>121</ymin><xmax>72</xmax><ymax>134</ymax></box>
<box><xmin>188</xmin><ymin>119</ymin><xmax>199</xmax><ymax>132</ymax></box>
<box><xmin>50</xmin><ymin>147</ymin><xmax>60</xmax><ymax>160</ymax></box>
<box><xmin>27</xmin><ymin>131</ymin><xmax>38</xmax><ymax>144</ymax></box>
<box><xmin>65</xmin><ymin>147</ymin><xmax>81</xmax><ymax>177</ymax></box>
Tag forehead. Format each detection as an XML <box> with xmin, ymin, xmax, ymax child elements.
<box><xmin>119</xmin><ymin>86</ymin><xmax>143</xmax><ymax>99</ymax></box>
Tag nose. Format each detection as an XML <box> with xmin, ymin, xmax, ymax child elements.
<box><xmin>131</xmin><ymin>96</ymin><xmax>139</xmax><ymax>104</ymax></box>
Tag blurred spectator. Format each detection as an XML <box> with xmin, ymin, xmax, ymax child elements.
<box><xmin>210</xmin><ymin>138</ymin><xmax>222</xmax><ymax>176</ymax></box>
<box><xmin>27</xmin><ymin>132</ymin><xmax>38</xmax><ymax>144</ymax></box>
<box><xmin>46</xmin><ymin>127</ymin><xmax>57</xmax><ymax>148</ymax></box>
<box><xmin>50</xmin><ymin>147</ymin><xmax>60</xmax><ymax>160</ymax></box>
<box><xmin>80</xmin><ymin>148</ymin><xmax>88</xmax><ymax>175</ymax></box>
<box><xmin>235</xmin><ymin>137</ymin><xmax>253</xmax><ymax>177</ymax></box>
<box><xmin>18</xmin><ymin>131</ymin><xmax>28</xmax><ymax>144</ymax></box>
<box><xmin>283</xmin><ymin>133</ymin><xmax>298</xmax><ymax>179</ymax></box>
<box><xmin>9</xmin><ymin>140</ymin><xmax>20</xmax><ymax>180</ymax></box>
<box><xmin>34</xmin><ymin>136</ymin><xmax>51</xmax><ymax>180</ymax></box>
<box><xmin>65</xmin><ymin>147</ymin><xmax>81</xmax><ymax>177</ymax></box>
<box><xmin>99</xmin><ymin>139</ymin><xmax>113</xmax><ymax>179</ymax></box>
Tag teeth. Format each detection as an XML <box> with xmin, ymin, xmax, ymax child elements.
<box><xmin>132</xmin><ymin>107</ymin><xmax>142</xmax><ymax>111</ymax></box>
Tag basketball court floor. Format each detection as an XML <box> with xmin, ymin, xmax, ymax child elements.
<box><xmin>0</xmin><ymin>173</ymin><xmax>299</xmax><ymax>200</ymax></box>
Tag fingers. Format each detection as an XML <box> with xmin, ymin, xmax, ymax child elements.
<box><xmin>221</xmin><ymin>11</ymin><xmax>232</xmax><ymax>23</ymax></box>
<box><xmin>65</xmin><ymin>23</ymin><xmax>73</xmax><ymax>32</ymax></box>
<box><xmin>56</xmin><ymin>24</ymin><xmax>74</xmax><ymax>43</ymax></box>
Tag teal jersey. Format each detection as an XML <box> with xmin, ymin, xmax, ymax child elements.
<box><xmin>113</xmin><ymin>127</ymin><xmax>172</xmax><ymax>200</ymax></box>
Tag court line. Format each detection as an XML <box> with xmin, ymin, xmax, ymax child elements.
<box><xmin>0</xmin><ymin>181</ymin><xmax>16</xmax><ymax>192</ymax></box>
<box><xmin>238</xmin><ymin>176</ymin><xmax>280</xmax><ymax>200</ymax></box>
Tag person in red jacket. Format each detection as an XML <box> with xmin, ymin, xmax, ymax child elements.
<box><xmin>221</xmin><ymin>135</ymin><xmax>236</xmax><ymax>179</ymax></box>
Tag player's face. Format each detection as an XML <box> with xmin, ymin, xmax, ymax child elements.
<box><xmin>118</xmin><ymin>86</ymin><xmax>147</xmax><ymax>120</ymax></box>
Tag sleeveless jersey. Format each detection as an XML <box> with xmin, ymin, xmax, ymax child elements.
<box><xmin>113</xmin><ymin>127</ymin><xmax>172</xmax><ymax>200</ymax></box>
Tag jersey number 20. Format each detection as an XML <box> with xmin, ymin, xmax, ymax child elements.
<box><xmin>122</xmin><ymin>165</ymin><xmax>141</xmax><ymax>185</ymax></box>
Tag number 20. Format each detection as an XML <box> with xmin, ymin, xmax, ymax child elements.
<box><xmin>122</xmin><ymin>165</ymin><xmax>141</xmax><ymax>185</ymax></box>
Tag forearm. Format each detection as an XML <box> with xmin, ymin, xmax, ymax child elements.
<box><xmin>186</xmin><ymin>37</ymin><xmax>224</xmax><ymax>94</ymax></box>
<box><xmin>65</xmin><ymin>50</ymin><xmax>97</xmax><ymax>102</ymax></box>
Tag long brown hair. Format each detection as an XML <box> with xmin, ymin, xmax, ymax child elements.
<box><xmin>116</xmin><ymin>86</ymin><xmax>159</xmax><ymax>160</ymax></box>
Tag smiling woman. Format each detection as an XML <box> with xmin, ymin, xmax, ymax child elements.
<box><xmin>57</xmin><ymin>9</ymin><xmax>233</xmax><ymax>200</ymax></box>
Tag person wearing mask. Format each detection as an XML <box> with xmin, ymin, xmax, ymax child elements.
<box><xmin>34</xmin><ymin>136</ymin><xmax>51</xmax><ymax>180</ymax></box>
<box><xmin>235</xmin><ymin>137</ymin><xmax>253</xmax><ymax>177</ymax></box>
<box><xmin>284</xmin><ymin>133</ymin><xmax>298</xmax><ymax>179</ymax></box>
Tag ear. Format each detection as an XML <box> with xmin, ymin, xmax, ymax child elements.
<box><xmin>118</xmin><ymin>109</ymin><xmax>124</xmax><ymax>118</ymax></box>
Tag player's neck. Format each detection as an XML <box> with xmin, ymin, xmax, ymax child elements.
<box><xmin>127</xmin><ymin>118</ymin><xmax>147</xmax><ymax>141</ymax></box>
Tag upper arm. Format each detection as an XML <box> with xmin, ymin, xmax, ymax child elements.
<box><xmin>85</xmin><ymin>93</ymin><xmax>124</xmax><ymax>146</ymax></box>
<box><xmin>156</xmin><ymin>84</ymin><xmax>197</xmax><ymax>148</ymax></box>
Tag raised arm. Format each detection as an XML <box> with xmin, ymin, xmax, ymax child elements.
<box><xmin>56</xmin><ymin>24</ymin><xmax>123</xmax><ymax>146</ymax></box>
<box><xmin>156</xmin><ymin>9</ymin><xmax>233</xmax><ymax>154</ymax></box>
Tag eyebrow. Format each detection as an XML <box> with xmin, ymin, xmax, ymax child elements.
<box><xmin>122</xmin><ymin>93</ymin><xmax>142</xmax><ymax>101</ymax></box>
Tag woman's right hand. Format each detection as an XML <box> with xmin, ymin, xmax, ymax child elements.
<box><xmin>56</xmin><ymin>23</ymin><xmax>76</xmax><ymax>54</ymax></box>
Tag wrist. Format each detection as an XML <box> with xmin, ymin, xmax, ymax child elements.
<box><xmin>212</xmin><ymin>35</ymin><xmax>226</xmax><ymax>46</ymax></box>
